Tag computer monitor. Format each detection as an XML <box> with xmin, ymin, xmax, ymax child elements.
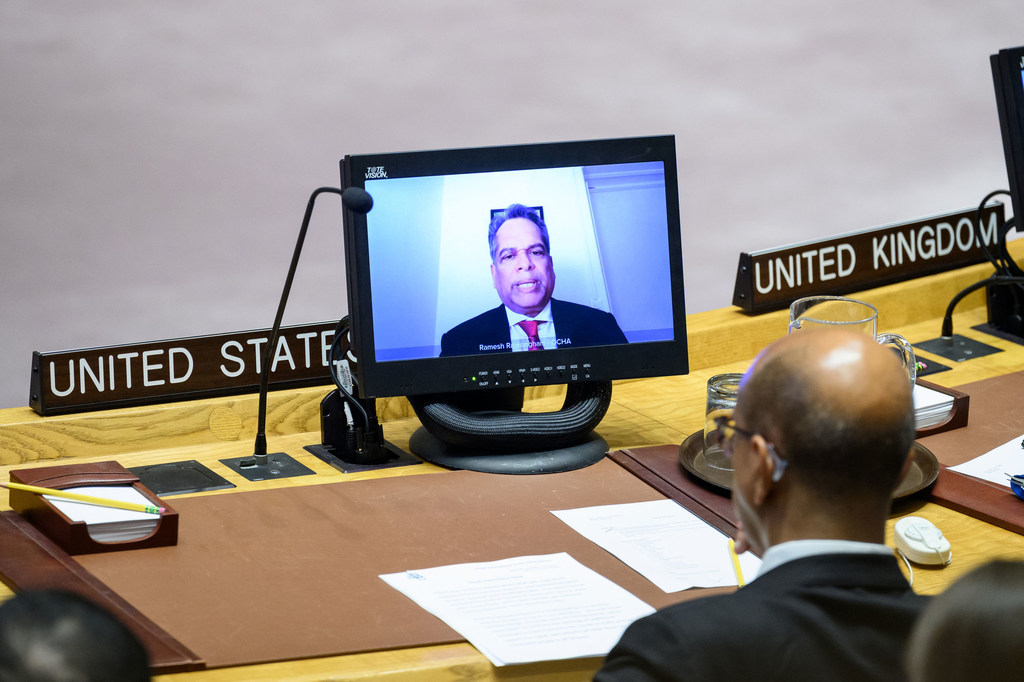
<box><xmin>992</xmin><ymin>45</ymin><xmax>1024</xmax><ymax>225</ymax></box>
<box><xmin>987</xmin><ymin>46</ymin><xmax>1024</xmax><ymax>339</ymax></box>
<box><xmin>340</xmin><ymin>135</ymin><xmax>688</xmax><ymax>471</ymax></box>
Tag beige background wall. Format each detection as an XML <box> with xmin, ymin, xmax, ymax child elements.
<box><xmin>1</xmin><ymin>1</ymin><xmax>1022</xmax><ymax>409</ymax></box>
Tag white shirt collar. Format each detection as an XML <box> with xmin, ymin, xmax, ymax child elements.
<box><xmin>504</xmin><ymin>302</ymin><xmax>553</xmax><ymax>326</ymax></box>
<box><xmin>755</xmin><ymin>539</ymin><xmax>893</xmax><ymax>579</ymax></box>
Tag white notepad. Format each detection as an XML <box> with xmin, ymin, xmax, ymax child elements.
<box><xmin>45</xmin><ymin>486</ymin><xmax>159</xmax><ymax>542</ymax></box>
<box><xmin>913</xmin><ymin>383</ymin><xmax>955</xmax><ymax>430</ymax></box>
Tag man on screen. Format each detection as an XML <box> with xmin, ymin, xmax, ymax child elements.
<box><xmin>440</xmin><ymin>203</ymin><xmax>627</xmax><ymax>357</ymax></box>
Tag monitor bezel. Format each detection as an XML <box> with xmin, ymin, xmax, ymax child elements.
<box><xmin>340</xmin><ymin>135</ymin><xmax>688</xmax><ymax>399</ymax></box>
<box><xmin>992</xmin><ymin>46</ymin><xmax>1024</xmax><ymax>224</ymax></box>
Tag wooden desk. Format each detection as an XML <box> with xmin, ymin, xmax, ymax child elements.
<box><xmin>3</xmin><ymin>244</ymin><xmax>1024</xmax><ymax>680</ymax></box>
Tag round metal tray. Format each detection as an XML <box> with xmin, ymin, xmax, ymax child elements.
<box><xmin>677</xmin><ymin>430</ymin><xmax>939</xmax><ymax>499</ymax></box>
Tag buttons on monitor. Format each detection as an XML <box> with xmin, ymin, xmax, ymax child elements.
<box><xmin>468</xmin><ymin>362</ymin><xmax>594</xmax><ymax>387</ymax></box>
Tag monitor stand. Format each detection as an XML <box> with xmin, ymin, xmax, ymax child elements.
<box><xmin>407</xmin><ymin>381</ymin><xmax>613</xmax><ymax>474</ymax></box>
<box><xmin>410</xmin><ymin>428</ymin><xmax>608</xmax><ymax>474</ymax></box>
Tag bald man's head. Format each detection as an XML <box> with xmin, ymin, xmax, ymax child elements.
<box><xmin>736</xmin><ymin>329</ymin><xmax>915</xmax><ymax>502</ymax></box>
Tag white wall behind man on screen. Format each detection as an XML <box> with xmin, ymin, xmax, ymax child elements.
<box><xmin>1</xmin><ymin>2</ymin><xmax>1021</xmax><ymax>408</ymax></box>
<box><xmin>434</xmin><ymin>168</ymin><xmax>615</xmax><ymax>348</ymax></box>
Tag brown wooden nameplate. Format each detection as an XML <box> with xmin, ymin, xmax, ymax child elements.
<box><xmin>732</xmin><ymin>203</ymin><xmax>1006</xmax><ymax>313</ymax></box>
<box><xmin>30</xmin><ymin>321</ymin><xmax>340</xmax><ymax>416</ymax></box>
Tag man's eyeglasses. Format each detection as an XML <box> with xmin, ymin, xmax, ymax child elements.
<box><xmin>712</xmin><ymin>415</ymin><xmax>788</xmax><ymax>482</ymax></box>
<box><xmin>496</xmin><ymin>244</ymin><xmax>549</xmax><ymax>263</ymax></box>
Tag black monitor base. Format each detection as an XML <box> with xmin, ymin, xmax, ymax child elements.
<box><xmin>409</xmin><ymin>427</ymin><xmax>608</xmax><ymax>474</ymax></box>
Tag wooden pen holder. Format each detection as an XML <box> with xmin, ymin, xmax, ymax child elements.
<box><xmin>8</xmin><ymin>461</ymin><xmax>178</xmax><ymax>555</ymax></box>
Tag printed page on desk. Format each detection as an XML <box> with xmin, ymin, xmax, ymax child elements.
<box><xmin>553</xmin><ymin>499</ymin><xmax>761</xmax><ymax>591</ymax></box>
<box><xmin>381</xmin><ymin>552</ymin><xmax>654</xmax><ymax>666</ymax></box>
<box><xmin>948</xmin><ymin>433</ymin><xmax>1024</xmax><ymax>486</ymax></box>
<box><xmin>45</xmin><ymin>486</ymin><xmax>159</xmax><ymax>542</ymax></box>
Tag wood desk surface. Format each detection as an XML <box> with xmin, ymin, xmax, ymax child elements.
<box><xmin>3</xmin><ymin>246</ymin><xmax>1024</xmax><ymax>681</ymax></box>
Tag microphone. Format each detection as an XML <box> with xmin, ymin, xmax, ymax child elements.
<box><xmin>246</xmin><ymin>186</ymin><xmax>373</xmax><ymax>469</ymax></box>
<box><xmin>340</xmin><ymin>186</ymin><xmax>373</xmax><ymax>214</ymax></box>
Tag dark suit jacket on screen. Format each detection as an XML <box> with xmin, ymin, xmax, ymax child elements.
<box><xmin>595</xmin><ymin>553</ymin><xmax>929</xmax><ymax>682</ymax></box>
<box><xmin>439</xmin><ymin>299</ymin><xmax>628</xmax><ymax>357</ymax></box>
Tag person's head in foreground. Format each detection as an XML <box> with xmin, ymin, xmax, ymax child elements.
<box><xmin>0</xmin><ymin>589</ymin><xmax>150</xmax><ymax>682</ymax></box>
<box><xmin>905</xmin><ymin>559</ymin><xmax>1024</xmax><ymax>681</ymax></box>
<box><xmin>595</xmin><ymin>328</ymin><xmax>923</xmax><ymax>682</ymax></box>
<box><xmin>730</xmin><ymin>325</ymin><xmax>916</xmax><ymax>555</ymax></box>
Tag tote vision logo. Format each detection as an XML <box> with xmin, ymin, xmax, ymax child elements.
<box><xmin>365</xmin><ymin>166</ymin><xmax>387</xmax><ymax>179</ymax></box>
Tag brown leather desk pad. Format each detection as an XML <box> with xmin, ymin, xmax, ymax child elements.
<box><xmin>0</xmin><ymin>510</ymin><xmax>202</xmax><ymax>673</ymax></box>
<box><xmin>2</xmin><ymin>457</ymin><xmax>730</xmax><ymax>672</ymax></box>
<box><xmin>919</xmin><ymin>370</ymin><xmax>1024</xmax><ymax>534</ymax></box>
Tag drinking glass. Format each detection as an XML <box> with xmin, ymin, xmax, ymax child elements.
<box><xmin>789</xmin><ymin>296</ymin><xmax>917</xmax><ymax>382</ymax></box>
<box><xmin>703</xmin><ymin>373</ymin><xmax>743</xmax><ymax>471</ymax></box>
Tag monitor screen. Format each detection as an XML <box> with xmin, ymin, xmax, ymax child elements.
<box><xmin>992</xmin><ymin>45</ymin><xmax>1024</xmax><ymax>224</ymax></box>
<box><xmin>340</xmin><ymin>135</ymin><xmax>687</xmax><ymax>400</ymax></box>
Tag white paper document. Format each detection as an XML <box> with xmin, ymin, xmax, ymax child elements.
<box><xmin>948</xmin><ymin>433</ymin><xmax>1024</xmax><ymax>486</ymax></box>
<box><xmin>380</xmin><ymin>552</ymin><xmax>654</xmax><ymax>666</ymax></box>
<box><xmin>552</xmin><ymin>499</ymin><xmax>761</xmax><ymax>592</ymax></box>
<box><xmin>44</xmin><ymin>486</ymin><xmax>159</xmax><ymax>543</ymax></box>
<box><xmin>913</xmin><ymin>383</ymin><xmax>955</xmax><ymax>429</ymax></box>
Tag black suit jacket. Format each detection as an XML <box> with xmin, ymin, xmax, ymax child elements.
<box><xmin>439</xmin><ymin>299</ymin><xmax>627</xmax><ymax>357</ymax></box>
<box><xmin>595</xmin><ymin>553</ymin><xmax>929</xmax><ymax>682</ymax></box>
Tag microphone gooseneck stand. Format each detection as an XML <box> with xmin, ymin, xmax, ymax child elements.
<box><xmin>219</xmin><ymin>186</ymin><xmax>373</xmax><ymax>481</ymax></box>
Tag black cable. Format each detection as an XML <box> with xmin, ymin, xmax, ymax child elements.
<box><xmin>937</xmin><ymin>189</ymin><xmax>1024</xmax><ymax>341</ymax></box>
<box><xmin>941</xmin><ymin>275</ymin><xmax>1024</xmax><ymax>337</ymax></box>
<box><xmin>998</xmin><ymin>216</ymin><xmax>1023</xmax><ymax>276</ymax></box>
<box><xmin>327</xmin><ymin>317</ymin><xmax>371</xmax><ymax>428</ymax></box>
<box><xmin>975</xmin><ymin>189</ymin><xmax>1011</xmax><ymax>273</ymax></box>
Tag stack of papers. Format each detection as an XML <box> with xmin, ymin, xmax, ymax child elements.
<box><xmin>381</xmin><ymin>553</ymin><xmax>654</xmax><ymax>666</ymax></box>
<box><xmin>914</xmin><ymin>383</ymin><xmax>955</xmax><ymax>430</ymax></box>
<box><xmin>45</xmin><ymin>486</ymin><xmax>160</xmax><ymax>543</ymax></box>
<box><xmin>553</xmin><ymin>499</ymin><xmax>761</xmax><ymax>592</ymax></box>
<box><xmin>948</xmin><ymin>433</ymin><xmax>1024</xmax><ymax>486</ymax></box>
<box><xmin>380</xmin><ymin>500</ymin><xmax>762</xmax><ymax>667</ymax></box>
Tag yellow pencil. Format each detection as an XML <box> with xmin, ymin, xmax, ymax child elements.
<box><xmin>728</xmin><ymin>538</ymin><xmax>746</xmax><ymax>587</ymax></box>
<box><xmin>1</xmin><ymin>481</ymin><xmax>164</xmax><ymax>515</ymax></box>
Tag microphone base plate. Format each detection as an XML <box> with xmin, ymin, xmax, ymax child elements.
<box><xmin>914</xmin><ymin>334</ymin><xmax>1002</xmax><ymax>362</ymax></box>
<box><xmin>219</xmin><ymin>452</ymin><xmax>316</xmax><ymax>482</ymax></box>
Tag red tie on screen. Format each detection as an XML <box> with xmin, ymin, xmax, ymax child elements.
<box><xmin>517</xmin><ymin>320</ymin><xmax>546</xmax><ymax>350</ymax></box>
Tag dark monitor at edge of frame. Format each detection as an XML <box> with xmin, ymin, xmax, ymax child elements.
<box><xmin>992</xmin><ymin>45</ymin><xmax>1024</xmax><ymax>225</ymax></box>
